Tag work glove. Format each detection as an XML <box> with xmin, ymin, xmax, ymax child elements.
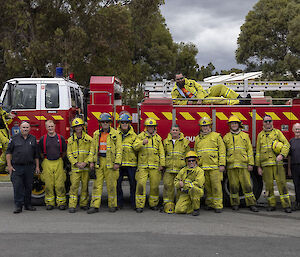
<box><xmin>89</xmin><ymin>167</ymin><xmax>96</xmax><ymax>179</ymax></box>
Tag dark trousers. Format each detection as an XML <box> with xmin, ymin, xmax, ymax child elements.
<box><xmin>10</xmin><ymin>165</ymin><xmax>34</xmax><ymax>208</ymax></box>
<box><xmin>117</xmin><ymin>166</ymin><xmax>137</xmax><ymax>208</ymax></box>
<box><xmin>291</xmin><ymin>164</ymin><xmax>300</xmax><ymax>203</ymax></box>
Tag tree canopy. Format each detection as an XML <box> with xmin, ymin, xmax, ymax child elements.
<box><xmin>236</xmin><ymin>0</ymin><xmax>300</xmax><ymax>80</ymax></box>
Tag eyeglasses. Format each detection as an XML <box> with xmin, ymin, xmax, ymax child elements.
<box><xmin>263</xmin><ymin>120</ymin><xmax>272</xmax><ymax>123</ymax></box>
<box><xmin>188</xmin><ymin>160</ymin><xmax>196</xmax><ymax>163</ymax></box>
<box><xmin>175</xmin><ymin>77</ymin><xmax>184</xmax><ymax>81</ymax></box>
<box><xmin>101</xmin><ymin>121</ymin><xmax>110</xmax><ymax>124</ymax></box>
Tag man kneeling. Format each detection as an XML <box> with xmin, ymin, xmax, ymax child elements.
<box><xmin>174</xmin><ymin>151</ymin><xmax>205</xmax><ymax>216</ymax></box>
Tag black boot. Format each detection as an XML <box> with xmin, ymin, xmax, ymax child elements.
<box><xmin>87</xmin><ymin>207</ymin><xmax>99</xmax><ymax>214</ymax></box>
<box><xmin>192</xmin><ymin>209</ymin><xmax>200</xmax><ymax>216</ymax></box>
<box><xmin>136</xmin><ymin>208</ymin><xmax>143</xmax><ymax>213</ymax></box>
<box><xmin>249</xmin><ymin>205</ymin><xmax>259</xmax><ymax>212</ymax></box>
<box><xmin>232</xmin><ymin>205</ymin><xmax>239</xmax><ymax>211</ymax></box>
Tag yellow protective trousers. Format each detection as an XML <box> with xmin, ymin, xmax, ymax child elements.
<box><xmin>41</xmin><ymin>158</ymin><xmax>66</xmax><ymax>206</ymax></box>
<box><xmin>203</xmin><ymin>84</ymin><xmax>239</xmax><ymax>105</ymax></box>
<box><xmin>0</xmin><ymin>128</ymin><xmax>9</xmax><ymax>173</ymax></box>
<box><xmin>204</xmin><ymin>169</ymin><xmax>223</xmax><ymax>209</ymax></box>
<box><xmin>68</xmin><ymin>168</ymin><xmax>89</xmax><ymax>208</ymax></box>
<box><xmin>163</xmin><ymin>172</ymin><xmax>177</xmax><ymax>213</ymax></box>
<box><xmin>135</xmin><ymin>168</ymin><xmax>161</xmax><ymax>209</ymax></box>
<box><xmin>90</xmin><ymin>156</ymin><xmax>119</xmax><ymax>208</ymax></box>
<box><xmin>262</xmin><ymin>165</ymin><xmax>291</xmax><ymax>208</ymax></box>
<box><xmin>175</xmin><ymin>187</ymin><xmax>204</xmax><ymax>214</ymax></box>
<box><xmin>227</xmin><ymin>168</ymin><xmax>256</xmax><ymax>207</ymax></box>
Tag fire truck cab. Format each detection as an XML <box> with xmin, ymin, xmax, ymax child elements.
<box><xmin>0</xmin><ymin>77</ymin><xmax>84</xmax><ymax>140</ymax></box>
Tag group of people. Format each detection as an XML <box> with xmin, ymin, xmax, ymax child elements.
<box><xmin>4</xmin><ymin>108</ymin><xmax>300</xmax><ymax>216</ymax></box>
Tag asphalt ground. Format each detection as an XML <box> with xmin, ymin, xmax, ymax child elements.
<box><xmin>0</xmin><ymin>182</ymin><xmax>299</xmax><ymax>257</ymax></box>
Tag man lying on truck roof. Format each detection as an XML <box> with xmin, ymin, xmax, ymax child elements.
<box><xmin>171</xmin><ymin>73</ymin><xmax>250</xmax><ymax>105</ymax></box>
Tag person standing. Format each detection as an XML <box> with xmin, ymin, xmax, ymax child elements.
<box><xmin>6</xmin><ymin>121</ymin><xmax>40</xmax><ymax>213</ymax></box>
<box><xmin>0</xmin><ymin>103</ymin><xmax>15</xmax><ymax>173</ymax></box>
<box><xmin>133</xmin><ymin>118</ymin><xmax>165</xmax><ymax>213</ymax></box>
<box><xmin>288</xmin><ymin>123</ymin><xmax>300</xmax><ymax>210</ymax></box>
<box><xmin>174</xmin><ymin>151</ymin><xmax>205</xmax><ymax>216</ymax></box>
<box><xmin>117</xmin><ymin>113</ymin><xmax>137</xmax><ymax>209</ymax></box>
<box><xmin>67</xmin><ymin>118</ymin><xmax>93</xmax><ymax>213</ymax></box>
<box><xmin>223</xmin><ymin>115</ymin><xmax>258</xmax><ymax>212</ymax></box>
<box><xmin>256</xmin><ymin>115</ymin><xmax>292</xmax><ymax>213</ymax></box>
<box><xmin>39</xmin><ymin>120</ymin><xmax>67</xmax><ymax>210</ymax></box>
<box><xmin>87</xmin><ymin>113</ymin><xmax>122</xmax><ymax>214</ymax></box>
<box><xmin>194</xmin><ymin>116</ymin><xmax>226</xmax><ymax>213</ymax></box>
<box><xmin>163</xmin><ymin>124</ymin><xmax>190</xmax><ymax>214</ymax></box>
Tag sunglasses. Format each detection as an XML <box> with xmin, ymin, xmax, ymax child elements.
<box><xmin>175</xmin><ymin>77</ymin><xmax>184</xmax><ymax>81</ymax></box>
<box><xmin>120</xmin><ymin>121</ymin><xmax>129</xmax><ymax>124</ymax></box>
<box><xmin>101</xmin><ymin>121</ymin><xmax>110</xmax><ymax>124</ymax></box>
<box><xmin>188</xmin><ymin>160</ymin><xmax>196</xmax><ymax>163</ymax></box>
<box><xmin>263</xmin><ymin>120</ymin><xmax>273</xmax><ymax>123</ymax></box>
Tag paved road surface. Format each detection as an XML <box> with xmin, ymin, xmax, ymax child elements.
<box><xmin>0</xmin><ymin>185</ymin><xmax>299</xmax><ymax>257</ymax></box>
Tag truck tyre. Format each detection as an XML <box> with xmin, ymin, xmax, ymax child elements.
<box><xmin>31</xmin><ymin>174</ymin><xmax>45</xmax><ymax>206</ymax></box>
<box><xmin>222</xmin><ymin>168</ymin><xmax>263</xmax><ymax>207</ymax></box>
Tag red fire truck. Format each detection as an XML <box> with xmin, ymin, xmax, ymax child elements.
<box><xmin>1</xmin><ymin>75</ymin><xmax>299</xmax><ymax>205</ymax></box>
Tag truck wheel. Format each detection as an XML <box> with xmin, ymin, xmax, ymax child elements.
<box><xmin>223</xmin><ymin>169</ymin><xmax>263</xmax><ymax>207</ymax></box>
<box><xmin>31</xmin><ymin>174</ymin><xmax>45</xmax><ymax>206</ymax></box>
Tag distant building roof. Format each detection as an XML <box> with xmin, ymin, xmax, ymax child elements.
<box><xmin>204</xmin><ymin>71</ymin><xmax>262</xmax><ymax>83</ymax></box>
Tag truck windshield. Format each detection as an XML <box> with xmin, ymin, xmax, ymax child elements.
<box><xmin>3</xmin><ymin>84</ymin><xmax>36</xmax><ymax>109</ymax></box>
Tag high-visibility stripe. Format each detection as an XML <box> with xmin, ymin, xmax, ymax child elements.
<box><xmin>197</xmin><ymin>112</ymin><xmax>210</xmax><ymax>118</ymax></box>
<box><xmin>249</xmin><ymin>112</ymin><xmax>263</xmax><ymax>120</ymax></box>
<box><xmin>231</xmin><ymin>112</ymin><xmax>247</xmax><ymax>120</ymax></box>
<box><xmin>52</xmin><ymin>115</ymin><xmax>64</xmax><ymax>120</ymax></box>
<box><xmin>283</xmin><ymin>112</ymin><xmax>298</xmax><ymax>120</ymax></box>
<box><xmin>18</xmin><ymin>116</ymin><xmax>30</xmax><ymax>121</ymax></box>
<box><xmin>92</xmin><ymin>112</ymin><xmax>101</xmax><ymax>120</ymax></box>
<box><xmin>35</xmin><ymin>116</ymin><xmax>47</xmax><ymax>120</ymax></box>
<box><xmin>265</xmin><ymin>112</ymin><xmax>280</xmax><ymax>120</ymax></box>
<box><xmin>162</xmin><ymin>112</ymin><xmax>174</xmax><ymax>120</ymax></box>
<box><xmin>144</xmin><ymin>112</ymin><xmax>160</xmax><ymax>120</ymax></box>
<box><xmin>216</xmin><ymin>112</ymin><xmax>228</xmax><ymax>120</ymax></box>
<box><xmin>180</xmin><ymin>112</ymin><xmax>195</xmax><ymax>120</ymax></box>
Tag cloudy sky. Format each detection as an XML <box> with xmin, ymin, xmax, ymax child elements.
<box><xmin>160</xmin><ymin>0</ymin><xmax>258</xmax><ymax>71</ymax></box>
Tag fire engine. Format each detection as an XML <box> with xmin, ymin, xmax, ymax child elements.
<box><xmin>1</xmin><ymin>73</ymin><xmax>299</xmax><ymax>205</ymax></box>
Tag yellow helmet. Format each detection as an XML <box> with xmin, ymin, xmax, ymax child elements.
<box><xmin>228</xmin><ymin>115</ymin><xmax>241</xmax><ymax>123</ymax></box>
<box><xmin>144</xmin><ymin>118</ymin><xmax>157</xmax><ymax>126</ymax></box>
<box><xmin>199</xmin><ymin>117</ymin><xmax>212</xmax><ymax>126</ymax></box>
<box><xmin>72</xmin><ymin>118</ymin><xmax>84</xmax><ymax>127</ymax></box>
<box><xmin>185</xmin><ymin>151</ymin><xmax>198</xmax><ymax>159</ymax></box>
<box><xmin>164</xmin><ymin>202</ymin><xmax>175</xmax><ymax>214</ymax></box>
<box><xmin>272</xmin><ymin>140</ymin><xmax>283</xmax><ymax>155</ymax></box>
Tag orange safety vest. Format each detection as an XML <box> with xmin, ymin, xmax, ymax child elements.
<box><xmin>181</xmin><ymin>87</ymin><xmax>195</xmax><ymax>98</ymax></box>
<box><xmin>99</xmin><ymin>132</ymin><xmax>108</xmax><ymax>154</ymax></box>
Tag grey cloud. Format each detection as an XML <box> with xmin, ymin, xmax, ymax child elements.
<box><xmin>160</xmin><ymin>0</ymin><xmax>258</xmax><ymax>71</ymax></box>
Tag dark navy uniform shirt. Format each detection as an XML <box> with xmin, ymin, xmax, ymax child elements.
<box><xmin>6</xmin><ymin>133</ymin><xmax>39</xmax><ymax>165</ymax></box>
<box><xmin>289</xmin><ymin>138</ymin><xmax>300</xmax><ymax>165</ymax></box>
<box><xmin>39</xmin><ymin>134</ymin><xmax>67</xmax><ymax>160</ymax></box>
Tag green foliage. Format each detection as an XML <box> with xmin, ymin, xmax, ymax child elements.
<box><xmin>236</xmin><ymin>0</ymin><xmax>300</xmax><ymax>80</ymax></box>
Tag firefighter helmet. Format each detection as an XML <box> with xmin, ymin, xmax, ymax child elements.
<box><xmin>199</xmin><ymin>117</ymin><xmax>212</xmax><ymax>126</ymax></box>
<box><xmin>185</xmin><ymin>151</ymin><xmax>198</xmax><ymax>159</ymax></box>
<box><xmin>72</xmin><ymin>118</ymin><xmax>84</xmax><ymax>127</ymax></box>
<box><xmin>118</xmin><ymin>113</ymin><xmax>132</xmax><ymax>122</ymax></box>
<box><xmin>272</xmin><ymin>140</ymin><xmax>283</xmax><ymax>155</ymax></box>
<box><xmin>144</xmin><ymin>118</ymin><xmax>157</xmax><ymax>126</ymax></box>
<box><xmin>228</xmin><ymin>115</ymin><xmax>241</xmax><ymax>123</ymax></box>
<box><xmin>99</xmin><ymin>113</ymin><xmax>112</xmax><ymax>122</ymax></box>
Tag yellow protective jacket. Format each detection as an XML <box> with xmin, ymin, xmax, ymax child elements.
<box><xmin>174</xmin><ymin>166</ymin><xmax>205</xmax><ymax>192</ymax></box>
<box><xmin>223</xmin><ymin>131</ymin><xmax>254</xmax><ymax>169</ymax></box>
<box><xmin>67</xmin><ymin>132</ymin><xmax>93</xmax><ymax>171</ymax></box>
<box><xmin>88</xmin><ymin>127</ymin><xmax>122</xmax><ymax>168</ymax></box>
<box><xmin>255</xmin><ymin>128</ymin><xmax>290</xmax><ymax>167</ymax></box>
<box><xmin>171</xmin><ymin>78</ymin><xmax>207</xmax><ymax>105</ymax></box>
<box><xmin>117</xmin><ymin>126</ymin><xmax>137</xmax><ymax>167</ymax></box>
<box><xmin>133</xmin><ymin>131</ymin><xmax>165</xmax><ymax>169</ymax></box>
<box><xmin>194</xmin><ymin>132</ymin><xmax>226</xmax><ymax>169</ymax></box>
<box><xmin>0</xmin><ymin>108</ymin><xmax>11</xmax><ymax>136</ymax></box>
<box><xmin>163</xmin><ymin>132</ymin><xmax>190</xmax><ymax>173</ymax></box>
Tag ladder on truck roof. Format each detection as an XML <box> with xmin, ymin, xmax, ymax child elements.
<box><xmin>143</xmin><ymin>80</ymin><xmax>300</xmax><ymax>98</ymax></box>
